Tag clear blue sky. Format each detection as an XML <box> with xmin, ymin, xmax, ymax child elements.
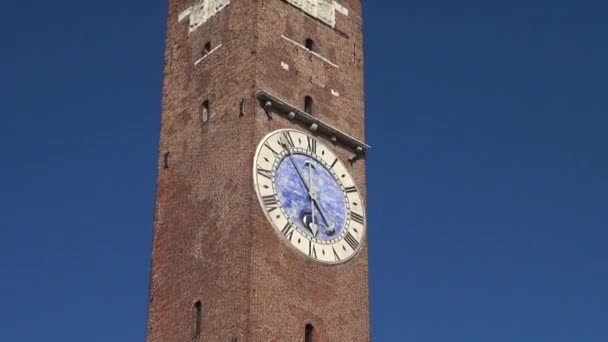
<box><xmin>1</xmin><ymin>0</ymin><xmax>607</xmax><ymax>341</ymax></box>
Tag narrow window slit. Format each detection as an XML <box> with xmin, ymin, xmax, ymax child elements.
<box><xmin>239</xmin><ymin>99</ymin><xmax>245</xmax><ymax>117</ymax></box>
<box><xmin>163</xmin><ymin>152</ymin><xmax>170</xmax><ymax>169</ymax></box>
<box><xmin>194</xmin><ymin>301</ymin><xmax>202</xmax><ymax>339</ymax></box>
<box><xmin>305</xmin><ymin>323</ymin><xmax>314</xmax><ymax>342</ymax></box>
<box><xmin>304</xmin><ymin>96</ymin><xmax>313</xmax><ymax>115</ymax></box>
<box><xmin>201</xmin><ymin>100</ymin><xmax>210</xmax><ymax>123</ymax></box>
<box><xmin>203</xmin><ymin>41</ymin><xmax>211</xmax><ymax>56</ymax></box>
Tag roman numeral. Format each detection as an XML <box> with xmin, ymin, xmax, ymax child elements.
<box><xmin>330</xmin><ymin>158</ymin><xmax>338</xmax><ymax>169</ymax></box>
<box><xmin>344</xmin><ymin>232</ymin><xmax>359</xmax><ymax>250</ymax></box>
<box><xmin>332</xmin><ymin>247</ymin><xmax>341</xmax><ymax>261</ymax></box>
<box><xmin>350</xmin><ymin>211</ymin><xmax>364</xmax><ymax>225</ymax></box>
<box><xmin>281</xmin><ymin>222</ymin><xmax>295</xmax><ymax>241</ymax></box>
<box><xmin>308</xmin><ymin>241</ymin><xmax>317</xmax><ymax>258</ymax></box>
<box><xmin>264</xmin><ymin>142</ymin><xmax>279</xmax><ymax>156</ymax></box>
<box><xmin>345</xmin><ymin>186</ymin><xmax>357</xmax><ymax>194</ymax></box>
<box><xmin>307</xmin><ymin>136</ymin><xmax>317</xmax><ymax>154</ymax></box>
<box><xmin>261</xmin><ymin>194</ymin><xmax>278</xmax><ymax>213</ymax></box>
<box><xmin>280</xmin><ymin>132</ymin><xmax>295</xmax><ymax>148</ymax></box>
<box><xmin>257</xmin><ymin>167</ymin><xmax>273</xmax><ymax>180</ymax></box>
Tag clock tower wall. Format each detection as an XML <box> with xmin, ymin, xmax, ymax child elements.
<box><xmin>248</xmin><ymin>0</ymin><xmax>370</xmax><ymax>340</ymax></box>
<box><xmin>147</xmin><ymin>0</ymin><xmax>259</xmax><ymax>341</ymax></box>
<box><xmin>148</xmin><ymin>0</ymin><xmax>369</xmax><ymax>340</ymax></box>
<box><xmin>255</xmin><ymin>0</ymin><xmax>366</xmax><ymax>139</ymax></box>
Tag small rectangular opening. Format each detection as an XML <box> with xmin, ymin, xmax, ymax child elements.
<box><xmin>304</xmin><ymin>96</ymin><xmax>313</xmax><ymax>115</ymax></box>
<box><xmin>201</xmin><ymin>100</ymin><xmax>210</xmax><ymax>123</ymax></box>
<box><xmin>194</xmin><ymin>301</ymin><xmax>202</xmax><ymax>338</ymax></box>
<box><xmin>305</xmin><ymin>323</ymin><xmax>314</xmax><ymax>342</ymax></box>
<box><xmin>305</xmin><ymin>38</ymin><xmax>314</xmax><ymax>51</ymax></box>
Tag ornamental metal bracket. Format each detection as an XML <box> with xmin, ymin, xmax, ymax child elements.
<box><xmin>256</xmin><ymin>91</ymin><xmax>370</xmax><ymax>159</ymax></box>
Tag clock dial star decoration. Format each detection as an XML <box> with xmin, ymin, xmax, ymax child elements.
<box><xmin>254</xmin><ymin>129</ymin><xmax>366</xmax><ymax>264</ymax></box>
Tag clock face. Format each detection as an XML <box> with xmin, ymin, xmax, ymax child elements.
<box><xmin>253</xmin><ymin>129</ymin><xmax>366</xmax><ymax>264</ymax></box>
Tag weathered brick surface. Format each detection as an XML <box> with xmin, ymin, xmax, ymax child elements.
<box><xmin>146</xmin><ymin>0</ymin><xmax>369</xmax><ymax>341</ymax></box>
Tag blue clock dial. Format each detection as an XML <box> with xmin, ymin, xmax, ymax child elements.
<box><xmin>274</xmin><ymin>153</ymin><xmax>346</xmax><ymax>241</ymax></box>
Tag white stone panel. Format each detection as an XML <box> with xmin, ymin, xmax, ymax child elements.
<box><xmin>284</xmin><ymin>0</ymin><xmax>344</xmax><ymax>28</ymax></box>
<box><xmin>179</xmin><ymin>0</ymin><xmax>230</xmax><ymax>33</ymax></box>
<box><xmin>317</xmin><ymin>0</ymin><xmax>335</xmax><ymax>27</ymax></box>
<box><xmin>215</xmin><ymin>0</ymin><xmax>229</xmax><ymax>12</ymax></box>
<box><xmin>334</xmin><ymin>2</ymin><xmax>348</xmax><ymax>16</ymax></box>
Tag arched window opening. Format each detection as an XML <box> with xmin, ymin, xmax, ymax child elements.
<box><xmin>305</xmin><ymin>38</ymin><xmax>314</xmax><ymax>51</ymax></box>
<box><xmin>305</xmin><ymin>323</ymin><xmax>314</xmax><ymax>342</ymax></box>
<box><xmin>304</xmin><ymin>96</ymin><xmax>313</xmax><ymax>115</ymax></box>
<box><xmin>203</xmin><ymin>41</ymin><xmax>211</xmax><ymax>55</ymax></box>
<box><xmin>194</xmin><ymin>301</ymin><xmax>202</xmax><ymax>339</ymax></box>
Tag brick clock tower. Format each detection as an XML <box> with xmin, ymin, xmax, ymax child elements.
<box><xmin>146</xmin><ymin>0</ymin><xmax>370</xmax><ymax>341</ymax></box>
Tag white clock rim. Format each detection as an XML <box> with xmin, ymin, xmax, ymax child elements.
<box><xmin>252</xmin><ymin>128</ymin><xmax>367</xmax><ymax>265</ymax></box>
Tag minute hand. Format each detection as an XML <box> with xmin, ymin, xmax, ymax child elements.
<box><xmin>281</xmin><ymin>141</ymin><xmax>311</xmax><ymax>194</ymax></box>
<box><xmin>312</xmin><ymin>197</ymin><xmax>334</xmax><ymax>233</ymax></box>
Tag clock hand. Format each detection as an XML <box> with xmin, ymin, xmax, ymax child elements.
<box><xmin>305</xmin><ymin>160</ymin><xmax>334</xmax><ymax>234</ymax></box>
<box><xmin>305</xmin><ymin>161</ymin><xmax>319</xmax><ymax>237</ymax></box>
<box><xmin>280</xmin><ymin>139</ymin><xmax>312</xmax><ymax>194</ymax></box>
<box><xmin>279</xmin><ymin>139</ymin><xmax>333</xmax><ymax>235</ymax></box>
<box><xmin>312</xmin><ymin>197</ymin><xmax>334</xmax><ymax>233</ymax></box>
